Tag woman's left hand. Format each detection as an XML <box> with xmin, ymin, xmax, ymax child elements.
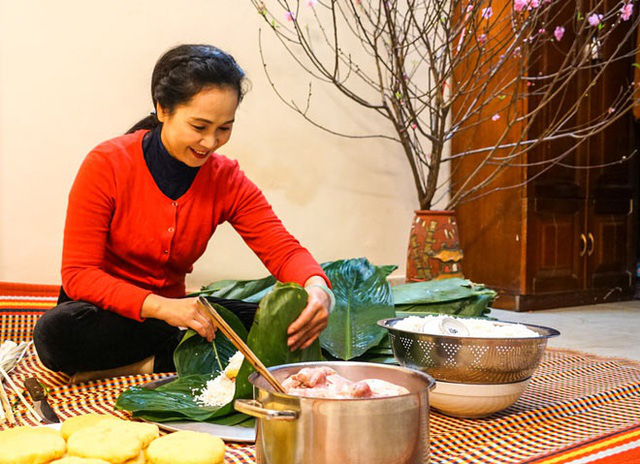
<box><xmin>286</xmin><ymin>284</ymin><xmax>331</xmax><ymax>351</ymax></box>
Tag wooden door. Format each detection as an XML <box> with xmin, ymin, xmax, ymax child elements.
<box><xmin>584</xmin><ymin>0</ymin><xmax>637</xmax><ymax>293</ymax></box>
<box><xmin>524</xmin><ymin>0</ymin><xmax>590</xmax><ymax>295</ymax></box>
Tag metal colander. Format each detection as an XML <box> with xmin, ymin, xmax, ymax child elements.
<box><xmin>378</xmin><ymin>317</ymin><xmax>560</xmax><ymax>384</ymax></box>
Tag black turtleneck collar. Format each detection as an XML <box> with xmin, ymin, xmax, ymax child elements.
<box><xmin>142</xmin><ymin>127</ymin><xmax>200</xmax><ymax>200</ymax></box>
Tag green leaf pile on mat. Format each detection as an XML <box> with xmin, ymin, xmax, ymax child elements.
<box><xmin>115</xmin><ymin>282</ymin><xmax>322</xmax><ymax>424</ymax></box>
<box><xmin>392</xmin><ymin>277</ymin><xmax>496</xmax><ymax>317</ymax></box>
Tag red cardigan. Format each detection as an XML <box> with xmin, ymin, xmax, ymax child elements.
<box><xmin>61</xmin><ymin>130</ymin><xmax>328</xmax><ymax>321</ymax></box>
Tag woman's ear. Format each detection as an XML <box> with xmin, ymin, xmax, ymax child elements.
<box><xmin>156</xmin><ymin>103</ymin><xmax>169</xmax><ymax>123</ymax></box>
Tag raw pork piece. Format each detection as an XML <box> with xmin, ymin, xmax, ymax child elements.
<box><xmin>282</xmin><ymin>367</ymin><xmax>409</xmax><ymax>399</ymax></box>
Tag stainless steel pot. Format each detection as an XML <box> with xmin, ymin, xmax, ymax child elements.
<box><xmin>234</xmin><ymin>361</ymin><xmax>436</xmax><ymax>464</ymax></box>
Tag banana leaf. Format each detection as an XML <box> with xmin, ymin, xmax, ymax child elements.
<box><xmin>234</xmin><ymin>282</ymin><xmax>323</xmax><ymax>398</ymax></box>
<box><xmin>190</xmin><ymin>275</ymin><xmax>276</xmax><ymax>303</ymax></box>
<box><xmin>392</xmin><ymin>278</ymin><xmax>496</xmax><ymax>317</ymax></box>
<box><xmin>116</xmin><ymin>285</ymin><xmax>321</xmax><ymax>423</ymax></box>
<box><xmin>116</xmin><ymin>303</ymin><xmax>248</xmax><ymax>422</ymax></box>
<box><xmin>319</xmin><ymin>258</ymin><xmax>397</xmax><ymax>360</ymax></box>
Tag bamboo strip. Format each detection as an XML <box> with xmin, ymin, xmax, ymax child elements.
<box><xmin>198</xmin><ymin>296</ymin><xmax>286</xmax><ymax>394</ymax></box>
<box><xmin>0</xmin><ymin>381</ymin><xmax>15</xmax><ymax>425</ymax></box>
<box><xmin>0</xmin><ymin>366</ymin><xmax>41</xmax><ymax>424</ymax></box>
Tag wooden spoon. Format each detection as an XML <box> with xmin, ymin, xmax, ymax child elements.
<box><xmin>198</xmin><ymin>296</ymin><xmax>286</xmax><ymax>394</ymax></box>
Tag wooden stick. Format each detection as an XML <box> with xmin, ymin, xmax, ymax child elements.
<box><xmin>0</xmin><ymin>366</ymin><xmax>41</xmax><ymax>423</ymax></box>
<box><xmin>198</xmin><ymin>296</ymin><xmax>287</xmax><ymax>394</ymax></box>
<box><xmin>0</xmin><ymin>381</ymin><xmax>16</xmax><ymax>425</ymax></box>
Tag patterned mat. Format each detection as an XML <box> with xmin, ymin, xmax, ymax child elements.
<box><xmin>1</xmin><ymin>290</ymin><xmax>640</xmax><ymax>463</ymax></box>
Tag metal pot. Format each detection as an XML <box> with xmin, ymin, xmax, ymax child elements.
<box><xmin>234</xmin><ymin>361</ymin><xmax>436</xmax><ymax>464</ymax></box>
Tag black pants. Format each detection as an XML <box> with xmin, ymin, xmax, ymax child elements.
<box><xmin>33</xmin><ymin>288</ymin><xmax>258</xmax><ymax>375</ymax></box>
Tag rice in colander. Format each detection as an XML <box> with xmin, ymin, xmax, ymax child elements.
<box><xmin>394</xmin><ymin>315</ymin><xmax>538</xmax><ymax>338</ymax></box>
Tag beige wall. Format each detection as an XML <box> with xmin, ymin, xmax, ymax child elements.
<box><xmin>0</xmin><ymin>0</ymin><xmax>447</xmax><ymax>290</ymax></box>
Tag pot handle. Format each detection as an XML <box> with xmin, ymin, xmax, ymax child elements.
<box><xmin>234</xmin><ymin>399</ymin><xmax>298</xmax><ymax>421</ymax></box>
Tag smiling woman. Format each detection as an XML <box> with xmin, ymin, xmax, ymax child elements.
<box><xmin>156</xmin><ymin>86</ymin><xmax>238</xmax><ymax>167</ymax></box>
<box><xmin>32</xmin><ymin>44</ymin><xmax>334</xmax><ymax>383</ymax></box>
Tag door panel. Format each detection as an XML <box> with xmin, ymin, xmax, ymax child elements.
<box><xmin>528</xmin><ymin>198</ymin><xmax>584</xmax><ymax>293</ymax></box>
<box><xmin>587</xmin><ymin>198</ymin><xmax>634</xmax><ymax>290</ymax></box>
<box><xmin>526</xmin><ymin>0</ymin><xmax>589</xmax><ymax>199</ymax></box>
<box><xmin>587</xmin><ymin>0</ymin><xmax>636</xmax><ymax>199</ymax></box>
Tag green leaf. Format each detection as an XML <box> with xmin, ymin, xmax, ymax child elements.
<box><xmin>190</xmin><ymin>275</ymin><xmax>276</xmax><ymax>303</ymax></box>
<box><xmin>319</xmin><ymin>258</ymin><xmax>396</xmax><ymax>360</ymax></box>
<box><xmin>633</xmin><ymin>63</ymin><xmax>640</xmax><ymax>69</ymax></box>
<box><xmin>392</xmin><ymin>278</ymin><xmax>495</xmax><ymax>317</ymax></box>
<box><xmin>392</xmin><ymin>277</ymin><xmax>496</xmax><ymax>304</ymax></box>
<box><xmin>115</xmin><ymin>374</ymin><xmax>245</xmax><ymax>422</ymax></box>
<box><xmin>173</xmin><ymin>303</ymin><xmax>248</xmax><ymax>378</ymax></box>
<box><xmin>116</xmin><ymin>302</ymin><xmax>250</xmax><ymax>423</ymax></box>
<box><xmin>234</xmin><ymin>282</ymin><xmax>323</xmax><ymax>398</ymax></box>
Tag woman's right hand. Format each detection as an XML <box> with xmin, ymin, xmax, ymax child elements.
<box><xmin>141</xmin><ymin>294</ymin><xmax>216</xmax><ymax>342</ymax></box>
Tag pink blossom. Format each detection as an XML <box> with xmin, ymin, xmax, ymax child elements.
<box><xmin>514</xmin><ymin>0</ymin><xmax>527</xmax><ymax>11</ymax></box>
<box><xmin>482</xmin><ymin>7</ymin><xmax>493</xmax><ymax>19</ymax></box>
<box><xmin>538</xmin><ymin>28</ymin><xmax>546</xmax><ymax>34</ymax></box>
<box><xmin>492</xmin><ymin>114</ymin><xmax>501</xmax><ymax>121</ymax></box>
<box><xmin>621</xmin><ymin>3</ymin><xmax>633</xmax><ymax>21</ymax></box>
<box><xmin>478</xmin><ymin>33</ymin><xmax>488</xmax><ymax>44</ymax></box>
<box><xmin>307</xmin><ymin>0</ymin><xmax>317</xmax><ymax>6</ymax></box>
<box><xmin>608</xmin><ymin>107</ymin><xmax>616</xmax><ymax>114</ymax></box>
<box><xmin>588</xmin><ymin>13</ymin><xmax>603</xmax><ymax>27</ymax></box>
<box><xmin>514</xmin><ymin>0</ymin><xmax>539</xmax><ymax>12</ymax></box>
<box><xmin>411</xmin><ymin>123</ymin><xmax>418</xmax><ymax>129</ymax></box>
<box><xmin>284</xmin><ymin>11</ymin><xmax>296</xmax><ymax>21</ymax></box>
<box><xmin>554</xmin><ymin>26</ymin><xmax>565</xmax><ymax>41</ymax></box>
<box><xmin>467</xmin><ymin>4</ymin><xmax>474</xmax><ymax>12</ymax></box>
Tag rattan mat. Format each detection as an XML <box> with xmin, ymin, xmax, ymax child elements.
<box><xmin>1</xmin><ymin>293</ymin><xmax>639</xmax><ymax>463</ymax></box>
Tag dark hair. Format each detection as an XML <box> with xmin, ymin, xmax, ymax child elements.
<box><xmin>126</xmin><ymin>44</ymin><xmax>247</xmax><ymax>134</ymax></box>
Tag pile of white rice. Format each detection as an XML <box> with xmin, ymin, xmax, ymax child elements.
<box><xmin>194</xmin><ymin>351</ymin><xmax>244</xmax><ymax>407</ymax></box>
<box><xmin>394</xmin><ymin>315</ymin><xmax>538</xmax><ymax>338</ymax></box>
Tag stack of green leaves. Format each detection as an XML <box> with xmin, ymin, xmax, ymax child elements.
<box><xmin>392</xmin><ymin>278</ymin><xmax>496</xmax><ymax>317</ymax></box>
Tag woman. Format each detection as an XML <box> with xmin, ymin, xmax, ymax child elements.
<box><xmin>33</xmin><ymin>44</ymin><xmax>333</xmax><ymax>383</ymax></box>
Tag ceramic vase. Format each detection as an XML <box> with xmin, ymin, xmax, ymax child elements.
<box><xmin>406</xmin><ymin>210</ymin><xmax>464</xmax><ymax>282</ymax></box>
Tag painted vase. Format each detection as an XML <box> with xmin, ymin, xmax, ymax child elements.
<box><xmin>406</xmin><ymin>210</ymin><xmax>464</xmax><ymax>282</ymax></box>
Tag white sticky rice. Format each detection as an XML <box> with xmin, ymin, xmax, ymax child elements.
<box><xmin>195</xmin><ymin>351</ymin><xmax>244</xmax><ymax>407</ymax></box>
<box><xmin>394</xmin><ymin>315</ymin><xmax>538</xmax><ymax>338</ymax></box>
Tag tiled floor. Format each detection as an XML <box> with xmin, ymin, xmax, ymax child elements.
<box><xmin>491</xmin><ymin>299</ymin><xmax>640</xmax><ymax>361</ymax></box>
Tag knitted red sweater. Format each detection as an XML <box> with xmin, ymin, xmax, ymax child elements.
<box><xmin>61</xmin><ymin>130</ymin><xmax>327</xmax><ymax>321</ymax></box>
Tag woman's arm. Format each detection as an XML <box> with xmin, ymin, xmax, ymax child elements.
<box><xmin>225</xmin><ymin>168</ymin><xmax>333</xmax><ymax>349</ymax></box>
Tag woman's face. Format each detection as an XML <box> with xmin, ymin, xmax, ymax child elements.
<box><xmin>157</xmin><ymin>86</ymin><xmax>239</xmax><ymax>167</ymax></box>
